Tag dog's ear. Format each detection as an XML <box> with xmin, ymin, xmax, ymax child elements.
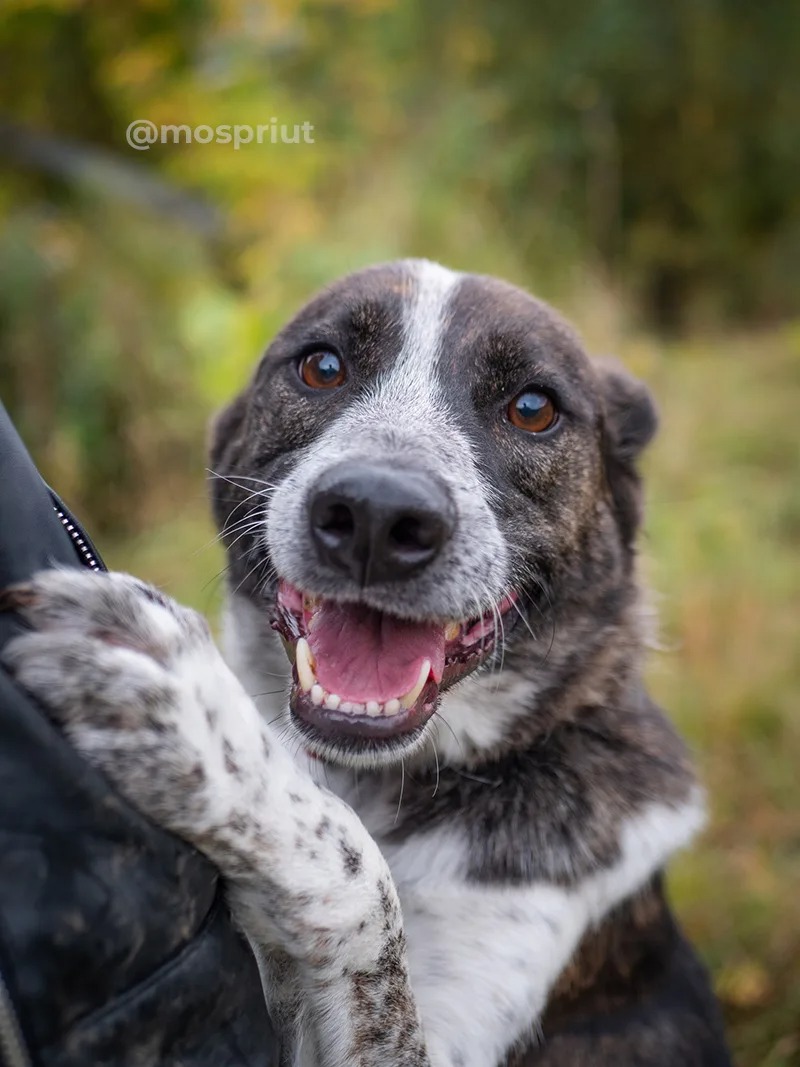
<box><xmin>207</xmin><ymin>390</ymin><xmax>250</xmax><ymax>524</ymax></box>
<box><xmin>596</xmin><ymin>359</ymin><xmax>658</xmax><ymax>547</ymax></box>
<box><xmin>208</xmin><ymin>390</ymin><xmax>249</xmax><ymax>471</ymax></box>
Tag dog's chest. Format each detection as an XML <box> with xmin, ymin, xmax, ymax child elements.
<box><xmin>305</xmin><ymin>761</ymin><xmax>467</xmax><ymax>891</ymax></box>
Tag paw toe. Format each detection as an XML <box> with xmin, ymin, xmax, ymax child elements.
<box><xmin>2</xmin><ymin>631</ymin><xmax>176</xmax><ymax>730</ymax></box>
<box><xmin>1</xmin><ymin>569</ymin><xmax>208</xmax><ymax>663</ymax></box>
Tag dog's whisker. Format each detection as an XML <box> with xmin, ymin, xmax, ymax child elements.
<box><xmin>528</xmin><ymin>575</ymin><xmax>558</xmax><ymax>666</ymax></box>
<box><xmin>232</xmin><ymin>554</ymin><xmax>273</xmax><ymax>598</ymax></box>
<box><xmin>217</xmin><ymin>495</ymin><xmax>270</xmax><ymax>537</ymax></box>
<box><xmin>493</xmin><ymin>599</ymin><xmax>507</xmax><ymax>688</ymax></box>
<box><xmin>206</xmin><ymin>468</ymin><xmax>280</xmax><ymax>493</ymax></box>
<box><xmin>218</xmin><ymin>503</ymin><xmax>267</xmax><ymax>536</ymax></box>
<box><xmin>225</xmin><ymin>518</ymin><xmax>268</xmax><ymax>554</ymax></box>
<box><xmin>255</xmin><ymin>561</ymin><xmax>279</xmax><ymax>598</ymax></box>
<box><xmin>508</xmin><ymin>593</ymin><xmax>537</xmax><ymax>644</ymax></box>
<box><xmin>428</xmin><ymin>733</ymin><xmax>440</xmax><ymax>798</ymax></box>
<box><xmin>433</xmin><ymin>709</ymin><xmax>464</xmax><ymax>762</ymax></box>
<box><xmin>215</xmin><ymin>488</ymin><xmax>272</xmax><ymax>532</ymax></box>
<box><xmin>211</xmin><ymin>520</ymin><xmax>265</xmax><ymax>555</ymax></box>
<box><xmin>394</xmin><ymin>756</ymin><xmax>406</xmax><ymax>825</ymax></box>
<box><xmin>200</xmin><ymin>561</ymin><xmax>235</xmax><ymax>596</ymax></box>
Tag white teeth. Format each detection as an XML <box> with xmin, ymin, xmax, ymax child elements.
<box><xmin>296</xmin><ymin>638</ymin><xmax>316</xmax><ymax>692</ymax></box>
<box><xmin>400</xmin><ymin>659</ymin><xmax>431</xmax><ymax>710</ymax></box>
<box><xmin>297</xmin><ymin>661</ymin><xmax>432</xmax><ymax>718</ymax></box>
<box><xmin>444</xmin><ymin>621</ymin><xmax>461</xmax><ymax>641</ymax></box>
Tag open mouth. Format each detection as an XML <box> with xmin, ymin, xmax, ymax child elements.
<box><xmin>271</xmin><ymin>580</ymin><xmax>518</xmax><ymax>752</ymax></box>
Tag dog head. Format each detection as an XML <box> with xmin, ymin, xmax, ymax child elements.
<box><xmin>210</xmin><ymin>260</ymin><xmax>657</xmax><ymax>767</ymax></box>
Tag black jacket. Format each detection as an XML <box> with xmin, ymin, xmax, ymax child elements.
<box><xmin>0</xmin><ymin>403</ymin><xmax>277</xmax><ymax>1066</ymax></box>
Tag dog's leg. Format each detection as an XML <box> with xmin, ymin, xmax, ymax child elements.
<box><xmin>1</xmin><ymin>570</ymin><xmax>428</xmax><ymax>1067</ymax></box>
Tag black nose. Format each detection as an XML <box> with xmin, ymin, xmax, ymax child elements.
<box><xmin>308</xmin><ymin>462</ymin><xmax>455</xmax><ymax>586</ymax></box>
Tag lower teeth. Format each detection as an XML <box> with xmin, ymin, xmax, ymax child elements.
<box><xmin>295</xmin><ymin>647</ymin><xmax>432</xmax><ymax>717</ymax></box>
<box><xmin>301</xmin><ymin>688</ymin><xmax>417</xmax><ymax>718</ymax></box>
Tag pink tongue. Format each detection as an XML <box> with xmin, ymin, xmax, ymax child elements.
<box><xmin>307</xmin><ymin>601</ymin><xmax>445</xmax><ymax>703</ymax></box>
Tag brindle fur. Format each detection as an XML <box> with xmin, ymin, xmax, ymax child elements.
<box><xmin>3</xmin><ymin>260</ymin><xmax>731</xmax><ymax>1066</ymax></box>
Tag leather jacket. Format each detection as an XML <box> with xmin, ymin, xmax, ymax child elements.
<box><xmin>0</xmin><ymin>402</ymin><xmax>277</xmax><ymax>1067</ymax></box>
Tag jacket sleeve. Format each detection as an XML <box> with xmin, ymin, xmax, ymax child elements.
<box><xmin>0</xmin><ymin>402</ymin><xmax>278</xmax><ymax>1067</ymax></box>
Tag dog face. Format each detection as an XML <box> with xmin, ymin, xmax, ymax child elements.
<box><xmin>210</xmin><ymin>260</ymin><xmax>656</xmax><ymax>766</ymax></box>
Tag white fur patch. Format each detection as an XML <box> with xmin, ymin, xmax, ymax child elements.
<box><xmin>433</xmin><ymin>667</ymin><xmax>540</xmax><ymax>766</ymax></box>
<box><xmin>393</xmin><ymin>258</ymin><xmax>462</xmax><ymax>389</ymax></box>
<box><xmin>393</xmin><ymin>790</ymin><xmax>706</xmax><ymax>1067</ymax></box>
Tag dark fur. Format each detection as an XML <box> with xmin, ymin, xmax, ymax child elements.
<box><xmin>514</xmin><ymin>878</ymin><xmax>730</xmax><ymax>1066</ymax></box>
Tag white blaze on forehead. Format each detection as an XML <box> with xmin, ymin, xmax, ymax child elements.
<box><xmin>383</xmin><ymin>259</ymin><xmax>462</xmax><ymax>399</ymax></box>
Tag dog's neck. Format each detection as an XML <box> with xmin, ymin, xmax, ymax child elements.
<box><xmin>221</xmin><ymin>581</ymin><xmax>699</xmax><ymax>899</ymax></box>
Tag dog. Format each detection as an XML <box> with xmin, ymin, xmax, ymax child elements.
<box><xmin>2</xmin><ymin>259</ymin><xmax>731</xmax><ymax>1066</ymax></box>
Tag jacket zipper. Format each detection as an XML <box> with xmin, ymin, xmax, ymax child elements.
<box><xmin>47</xmin><ymin>489</ymin><xmax>106</xmax><ymax>573</ymax></box>
<box><xmin>0</xmin><ymin>970</ymin><xmax>31</xmax><ymax>1067</ymax></box>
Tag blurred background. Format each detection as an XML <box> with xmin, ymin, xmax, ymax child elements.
<box><xmin>1</xmin><ymin>1</ymin><xmax>799</xmax><ymax>1062</ymax></box>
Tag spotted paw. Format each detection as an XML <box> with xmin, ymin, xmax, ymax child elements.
<box><xmin>0</xmin><ymin>568</ymin><xmax>268</xmax><ymax>846</ymax></box>
<box><xmin>1</xmin><ymin>568</ymin><xmax>397</xmax><ymax>968</ymax></box>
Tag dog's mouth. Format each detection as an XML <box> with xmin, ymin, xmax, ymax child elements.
<box><xmin>271</xmin><ymin>580</ymin><xmax>518</xmax><ymax>752</ymax></box>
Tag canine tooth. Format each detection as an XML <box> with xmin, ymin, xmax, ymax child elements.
<box><xmin>444</xmin><ymin>621</ymin><xmax>461</xmax><ymax>641</ymax></box>
<box><xmin>311</xmin><ymin>684</ymin><xmax>324</xmax><ymax>706</ymax></box>
<box><xmin>296</xmin><ymin>638</ymin><xmax>316</xmax><ymax>692</ymax></box>
<box><xmin>365</xmin><ymin>700</ymin><xmax>381</xmax><ymax>717</ymax></box>
<box><xmin>324</xmin><ymin>693</ymin><xmax>341</xmax><ymax>710</ymax></box>
<box><xmin>399</xmin><ymin>659</ymin><xmax>431</xmax><ymax>710</ymax></box>
<box><xmin>384</xmin><ymin>698</ymin><xmax>401</xmax><ymax>716</ymax></box>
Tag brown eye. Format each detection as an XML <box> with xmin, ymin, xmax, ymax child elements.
<box><xmin>508</xmin><ymin>390</ymin><xmax>557</xmax><ymax>433</ymax></box>
<box><xmin>299</xmin><ymin>350</ymin><xmax>346</xmax><ymax>389</ymax></box>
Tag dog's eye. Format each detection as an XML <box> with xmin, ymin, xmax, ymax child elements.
<box><xmin>299</xmin><ymin>351</ymin><xmax>346</xmax><ymax>390</ymax></box>
<box><xmin>508</xmin><ymin>390</ymin><xmax>558</xmax><ymax>433</ymax></box>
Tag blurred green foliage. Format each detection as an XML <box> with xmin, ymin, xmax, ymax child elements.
<box><xmin>3</xmin><ymin>0</ymin><xmax>800</xmax><ymax>529</ymax></box>
<box><xmin>1</xmin><ymin>2</ymin><xmax>799</xmax><ymax>1064</ymax></box>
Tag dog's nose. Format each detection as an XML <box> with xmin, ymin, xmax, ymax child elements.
<box><xmin>308</xmin><ymin>462</ymin><xmax>455</xmax><ymax>585</ymax></box>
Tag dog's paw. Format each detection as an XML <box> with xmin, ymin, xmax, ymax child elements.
<box><xmin>0</xmin><ymin>569</ymin><xmax>267</xmax><ymax>850</ymax></box>
<box><xmin>1</xmin><ymin>569</ymin><xmax>402</xmax><ymax>970</ymax></box>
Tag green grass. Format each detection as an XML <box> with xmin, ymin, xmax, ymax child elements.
<box><xmin>102</xmin><ymin>325</ymin><xmax>800</xmax><ymax>1067</ymax></box>
<box><xmin>640</xmin><ymin>327</ymin><xmax>800</xmax><ymax>1067</ymax></box>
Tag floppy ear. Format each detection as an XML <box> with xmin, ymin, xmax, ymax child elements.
<box><xmin>208</xmin><ymin>390</ymin><xmax>248</xmax><ymax>472</ymax></box>
<box><xmin>596</xmin><ymin>359</ymin><xmax>659</xmax><ymax>547</ymax></box>
<box><xmin>206</xmin><ymin>390</ymin><xmax>250</xmax><ymax>527</ymax></box>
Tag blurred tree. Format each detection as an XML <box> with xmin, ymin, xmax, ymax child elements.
<box><xmin>1</xmin><ymin>0</ymin><xmax>799</xmax><ymax>530</ymax></box>
<box><xmin>452</xmin><ymin>0</ymin><xmax>800</xmax><ymax>328</ymax></box>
